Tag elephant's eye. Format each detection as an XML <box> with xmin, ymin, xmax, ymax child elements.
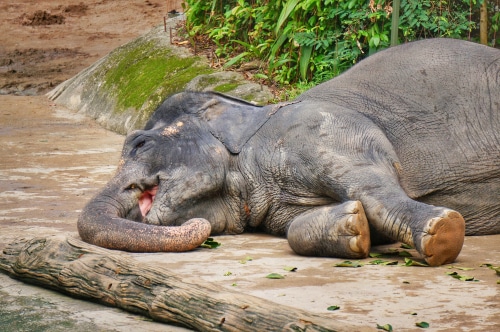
<box><xmin>135</xmin><ymin>141</ymin><xmax>146</xmax><ymax>149</ymax></box>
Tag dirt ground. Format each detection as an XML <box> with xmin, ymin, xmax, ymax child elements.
<box><xmin>0</xmin><ymin>0</ymin><xmax>183</xmax><ymax>96</ymax></box>
<box><xmin>0</xmin><ymin>1</ymin><xmax>499</xmax><ymax>331</ymax></box>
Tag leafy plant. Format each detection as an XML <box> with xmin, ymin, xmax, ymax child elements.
<box><xmin>185</xmin><ymin>0</ymin><xmax>498</xmax><ymax>91</ymax></box>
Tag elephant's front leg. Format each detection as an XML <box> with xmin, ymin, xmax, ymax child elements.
<box><xmin>286</xmin><ymin>201</ymin><xmax>371</xmax><ymax>259</ymax></box>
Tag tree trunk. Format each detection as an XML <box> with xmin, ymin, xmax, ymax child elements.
<box><xmin>0</xmin><ymin>236</ymin><xmax>358</xmax><ymax>332</ymax></box>
<box><xmin>480</xmin><ymin>0</ymin><xmax>488</xmax><ymax>45</ymax></box>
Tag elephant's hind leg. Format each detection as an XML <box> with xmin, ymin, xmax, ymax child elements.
<box><xmin>286</xmin><ymin>201</ymin><xmax>370</xmax><ymax>258</ymax></box>
<box><xmin>417</xmin><ymin>209</ymin><xmax>465</xmax><ymax>266</ymax></box>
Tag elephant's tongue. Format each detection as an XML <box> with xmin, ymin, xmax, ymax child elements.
<box><xmin>139</xmin><ymin>186</ymin><xmax>158</xmax><ymax>218</ymax></box>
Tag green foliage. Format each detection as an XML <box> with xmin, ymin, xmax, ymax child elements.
<box><xmin>185</xmin><ymin>0</ymin><xmax>498</xmax><ymax>88</ymax></box>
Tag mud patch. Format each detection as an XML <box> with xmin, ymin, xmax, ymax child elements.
<box><xmin>62</xmin><ymin>3</ymin><xmax>89</xmax><ymax>16</ymax></box>
<box><xmin>0</xmin><ymin>48</ymin><xmax>89</xmax><ymax>95</ymax></box>
<box><xmin>20</xmin><ymin>10</ymin><xmax>65</xmax><ymax>26</ymax></box>
<box><xmin>5</xmin><ymin>48</ymin><xmax>88</xmax><ymax>64</ymax></box>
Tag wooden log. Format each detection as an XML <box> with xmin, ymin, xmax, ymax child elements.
<box><xmin>0</xmin><ymin>235</ymin><xmax>360</xmax><ymax>332</ymax></box>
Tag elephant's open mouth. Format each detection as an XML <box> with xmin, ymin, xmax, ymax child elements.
<box><xmin>138</xmin><ymin>185</ymin><xmax>158</xmax><ymax>217</ymax></box>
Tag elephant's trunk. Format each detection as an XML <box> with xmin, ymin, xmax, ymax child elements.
<box><xmin>77</xmin><ymin>176</ymin><xmax>211</xmax><ymax>252</ymax></box>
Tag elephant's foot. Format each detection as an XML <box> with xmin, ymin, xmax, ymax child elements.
<box><xmin>344</xmin><ymin>202</ymin><xmax>371</xmax><ymax>256</ymax></box>
<box><xmin>418</xmin><ymin>209</ymin><xmax>465</xmax><ymax>266</ymax></box>
<box><xmin>287</xmin><ymin>201</ymin><xmax>370</xmax><ymax>259</ymax></box>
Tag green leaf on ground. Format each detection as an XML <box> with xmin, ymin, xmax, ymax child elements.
<box><xmin>416</xmin><ymin>321</ymin><xmax>430</xmax><ymax>328</ymax></box>
<box><xmin>371</xmin><ymin>249</ymin><xmax>413</xmax><ymax>258</ymax></box>
<box><xmin>266</xmin><ymin>273</ymin><xmax>285</xmax><ymax>279</ymax></box>
<box><xmin>480</xmin><ymin>263</ymin><xmax>500</xmax><ymax>275</ymax></box>
<box><xmin>334</xmin><ymin>261</ymin><xmax>364</xmax><ymax>268</ymax></box>
<box><xmin>369</xmin><ymin>259</ymin><xmax>399</xmax><ymax>266</ymax></box>
<box><xmin>327</xmin><ymin>305</ymin><xmax>340</xmax><ymax>311</ymax></box>
<box><xmin>376</xmin><ymin>323</ymin><xmax>393</xmax><ymax>331</ymax></box>
<box><xmin>398</xmin><ymin>250</ymin><xmax>413</xmax><ymax>257</ymax></box>
<box><xmin>400</xmin><ymin>243</ymin><xmax>413</xmax><ymax>249</ymax></box>
<box><xmin>201</xmin><ymin>238</ymin><xmax>221</xmax><ymax>249</ymax></box>
<box><xmin>284</xmin><ymin>266</ymin><xmax>298</xmax><ymax>272</ymax></box>
<box><xmin>447</xmin><ymin>266</ymin><xmax>474</xmax><ymax>271</ymax></box>
<box><xmin>223</xmin><ymin>271</ymin><xmax>232</xmax><ymax>276</ymax></box>
<box><xmin>239</xmin><ymin>256</ymin><xmax>253</xmax><ymax>264</ymax></box>
<box><xmin>446</xmin><ymin>271</ymin><xmax>479</xmax><ymax>281</ymax></box>
<box><xmin>404</xmin><ymin>258</ymin><xmax>429</xmax><ymax>267</ymax></box>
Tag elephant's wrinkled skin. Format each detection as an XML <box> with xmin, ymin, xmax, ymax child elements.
<box><xmin>78</xmin><ymin>39</ymin><xmax>500</xmax><ymax>266</ymax></box>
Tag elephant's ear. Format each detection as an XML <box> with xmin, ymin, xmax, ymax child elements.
<box><xmin>196</xmin><ymin>93</ymin><xmax>272</xmax><ymax>154</ymax></box>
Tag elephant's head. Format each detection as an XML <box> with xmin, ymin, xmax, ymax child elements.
<box><xmin>78</xmin><ymin>92</ymin><xmax>272</xmax><ymax>252</ymax></box>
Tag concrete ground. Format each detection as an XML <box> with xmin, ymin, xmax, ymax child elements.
<box><xmin>0</xmin><ymin>95</ymin><xmax>498</xmax><ymax>331</ymax></box>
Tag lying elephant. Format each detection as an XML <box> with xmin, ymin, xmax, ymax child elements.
<box><xmin>78</xmin><ymin>38</ymin><xmax>499</xmax><ymax>266</ymax></box>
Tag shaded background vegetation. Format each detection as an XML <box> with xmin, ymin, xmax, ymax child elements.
<box><xmin>183</xmin><ymin>0</ymin><xmax>499</xmax><ymax>92</ymax></box>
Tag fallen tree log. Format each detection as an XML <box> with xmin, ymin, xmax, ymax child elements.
<box><xmin>0</xmin><ymin>235</ymin><xmax>361</xmax><ymax>332</ymax></box>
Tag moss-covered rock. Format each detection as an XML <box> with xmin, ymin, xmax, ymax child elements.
<box><xmin>48</xmin><ymin>18</ymin><xmax>212</xmax><ymax>134</ymax></box>
<box><xmin>186</xmin><ymin>71</ymin><xmax>273</xmax><ymax>105</ymax></box>
<box><xmin>48</xmin><ymin>17</ymin><xmax>273</xmax><ymax>134</ymax></box>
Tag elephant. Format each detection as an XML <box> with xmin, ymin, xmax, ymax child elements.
<box><xmin>78</xmin><ymin>38</ymin><xmax>500</xmax><ymax>266</ymax></box>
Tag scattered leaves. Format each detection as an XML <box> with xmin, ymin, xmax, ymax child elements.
<box><xmin>334</xmin><ymin>261</ymin><xmax>364</xmax><ymax>268</ymax></box>
<box><xmin>480</xmin><ymin>263</ymin><xmax>500</xmax><ymax>275</ymax></box>
<box><xmin>239</xmin><ymin>256</ymin><xmax>253</xmax><ymax>264</ymax></box>
<box><xmin>446</xmin><ymin>271</ymin><xmax>479</xmax><ymax>282</ymax></box>
<box><xmin>201</xmin><ymin>238</ymin><xmax>221</xmax><ymax>249</ymax></box>
<box><xmin>223</xmin><ymin>271</ymin><xmax>232</xmax><ymax>276</ymax></box>
<box><xmin>398</xmin><ymin>250</ymin><xmax>413</xmax><ymax>257</ymax></box>
<box><xmin>447</xmin><ymin>266</ymin><xmax>474</xmax><ymax>271</ymax></box>
<box><xmin>416</xmin><ymin>321</ymin><xmax>430</xmax><ymax>328</ymax></box>
<box><xmin>283</xmin><ymin>266</ymin><xmax>298</xmax><ymax>272</ymax></box>
<box><xmin>370</xmin><ymin>249</ymin><xmax>413</xmax><ymax>258</ymax></box>
<box><xmin>369</xmin><ymin>259</ymin><xmax>398</xmax><ymax>266</ymax></box>
<box><xmin>266</xmin><ymin>273</ymin><xmax>285</xmax><ymax>279</ymax></box>
<box><xmin>376</xmin><ymin>323</ymin><xmax>393</xmax><ymax>331</ymax></box>
<box><xmin>327</xmin><ymin>305</ymin><xmax>340</xmax><ymax>311</ymax></box>
<box><xmin>400</xmin><ymin>243</ymin><xmax>414</xmax><ymax>249</ymax></box>
<box><xmin>404</xmin><ymin>258</ymin><xmax>429</xmax><ymax>267</ymax></box>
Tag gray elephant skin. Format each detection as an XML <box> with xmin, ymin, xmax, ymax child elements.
<box><xmin>78</xmin><ymin>38</ymin><xmax>499</xmax><ymax>266</ymax></box>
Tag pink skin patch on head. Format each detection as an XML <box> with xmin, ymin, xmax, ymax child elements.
<box><xmin>138</xmin><ymin>186</ymin><xmax>158</xmax><ymax>217</ymax></box>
